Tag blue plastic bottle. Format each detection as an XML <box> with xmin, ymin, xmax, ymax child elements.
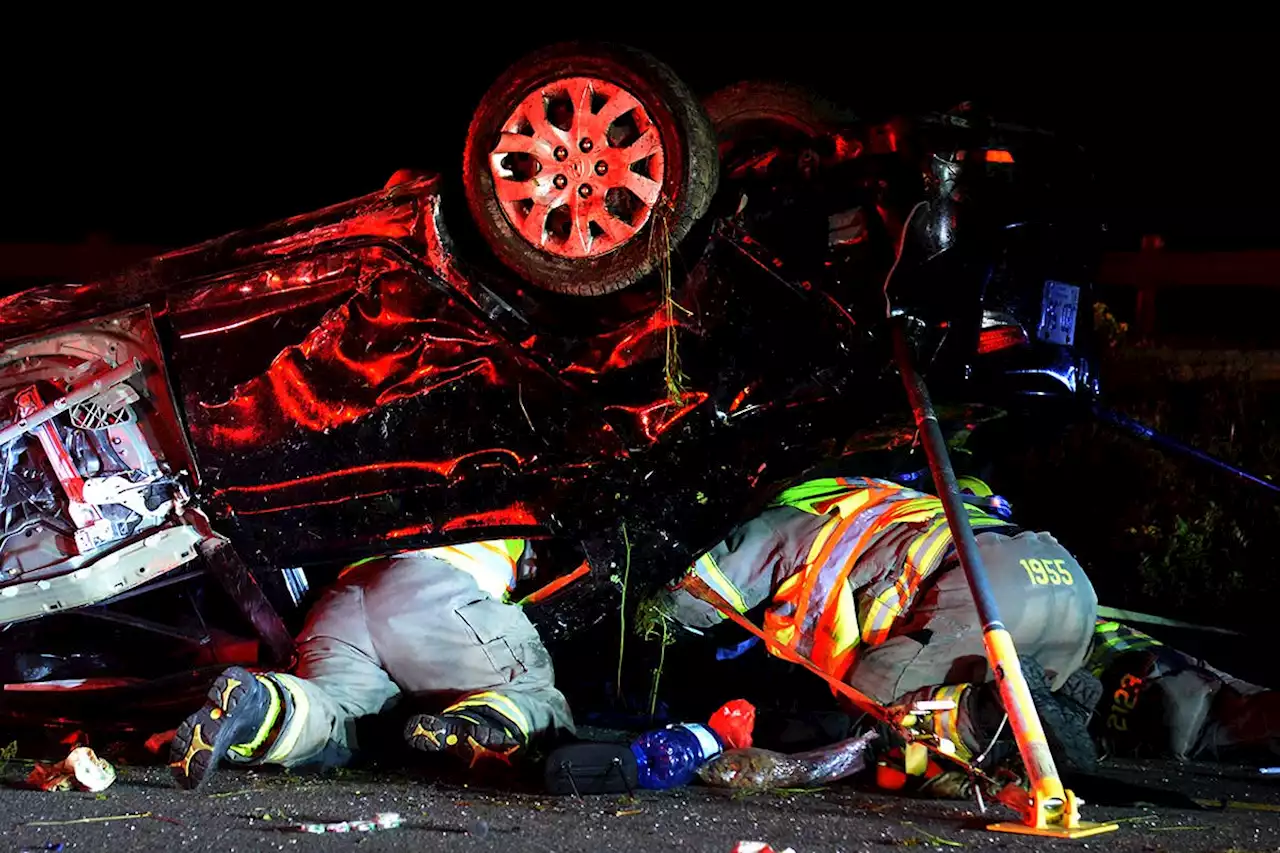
<box><xmin>630</xmin><ymin>723</ymin><xmax>724</xmax><ymax>789</ymax></box>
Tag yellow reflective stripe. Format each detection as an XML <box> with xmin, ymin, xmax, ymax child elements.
<box><xmin>445</xmin><ymin>691</ymin><xmax>531</xmax><ymax>737</ymax></box>
<box><xmin>931</xmin><ymin>684</ymin><xmax>971</xmax><ymax>760</ymax></box>
<box><xmin>696</xmin><ymin>553</ymin><xmax>748</xmax><ymax>613</ymax></box>
<box><xmin>432</xmin><ymin>542</ymin><xmax>517</xmax><ymax>599</ymax></box>
<box><xmin>262</xmin><ymin>673</ymin><xmax>313</xmax><ymax>764</ymax></box>
<box><xmin>861</xmin><ymin>595</ymin><xmax>901</xmax><ymax>644</ymax></box>
<box><xmin>775</xmin><ymin>572</ymin><xmax>804</xmax><ymax>603</ymax></box>
<box><xmin>230</xmin><ymin>675</ymin><xmax>283</xmax><ymax>758</ymax></box>
<box><xmin>826</xmin><ymin>581</ymin><xmax>860</xmax><ymax>674</ymax></box>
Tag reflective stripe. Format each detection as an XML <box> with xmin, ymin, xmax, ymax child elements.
<box><xmin>421</xmin><ymin>541</ymin><xmax>520</xmax><ymax>600</ymax></box>
<box><xmin>262</xmin><ymin>673</ymin><xmax>314</xmax><ymax>764</ymax></box>
<box><xmin>229</xmin><ymin>675</ymin><xmax>282</xmax><ymax>758</ymax></box>
<box><xmin>930</xmin><ymin>684</ymin><xmax>971</xmax><ymax>761</ymax></box>
<box><xmin>760</xmin><ymin>478</ymin><xmax>1010</xmax><ymax>683</ymax></box>
<box><xmin>444</xmin><ymin>690</ymin><xmax>531</xmax><ymax>737</ymax></box>
<box><xmin>819</xmin><ymin>579</ymin><xmax>861</xmax><ymax>679</ymax></box>
<box><xmin>338</xmin><ymin>556</ymin><xmax>382</xmax><ymax>580</ymax></box>
<box><xmin>695</xmin><ymin>553</ymin><xmax>748</xmax><ymax>613</ymax></box>
<box><xmin>861</xmin><ymin>509</ymin><xmax>1006</xmax><ymax>645</ymax></box>
<box><xmin>1089</xmin><ymin>619</ymin><xmax>1163</xmax><ymax>676</ymax></box>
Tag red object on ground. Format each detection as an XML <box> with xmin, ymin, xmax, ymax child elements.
<box><xmin>708</xmin><ymin>699</ymin><xmax>756</xmax><ymax>750</ymax></box>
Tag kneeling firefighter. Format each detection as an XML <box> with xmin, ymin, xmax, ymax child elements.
<box><xmin>170</xmin><ymin>540</ymin><xmax>575</xmax><ymax>789</ymax></box>
<box><xmin>1088</xmin><ymin>620</ymin><xmax>1280</xmax><ymax>763</ymax></box>
<box><xmin>653</xmin><ymin>475</ymin><xmax>1103</xmax><ymax>782</ymax></box>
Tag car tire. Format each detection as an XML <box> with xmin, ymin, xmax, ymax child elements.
<box><xmin>463</xmin><ymin>42</ymin><xmax>718</xmax><ymax>297</ymax></box>
<box><xmin>702</xmin><ymin>80</ymin><xmax>859</xmax><ymax>162</ymax></box>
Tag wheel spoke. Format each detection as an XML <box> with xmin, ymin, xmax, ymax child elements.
<box><xmin>595</xmin><ymin>88</ymin><xmax>640</xmax><ymax>131</ymax></box>
<box><xmin>525</xmin><ymin>100</ymin><xmax>568</xmax><ymax>147</ymax></box>
<box><xmin>594</xmin><ymin>208</ymin><xmax>636</xmax><ymax>247</ymax></box>
<box><xmin>624</xmin><ymin>171</ymin><xmax>662</xmax><ymax>205</ymax></box>
<box><xmin>623</xmin><ymin>126</ymin><xmax>662</xmax><ymax>164</ymax></box>
<box><xmin>565</xmin><ymin>78</ymin><xmax>595</xmax><ymax>141</ymax></box>
<box><xmin>520</xmin><ymin>202</ymin><xmax>553</xmax><ymax>246</ymax></box>
<box><xmin>569</xmin><ymin>192</ymin><xmax>595</xmax><ymax>256</ymax></box>
<box><xmin>493</xmin><ymin>132</ymin><xmax>542</xmax><ymax>156</ymax></box>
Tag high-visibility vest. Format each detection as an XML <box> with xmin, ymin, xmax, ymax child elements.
<box><xmin>398</xmin><ymin>539</ymin><xmax>525</xmax><ymax>601</ymax></box>
<box><xmin>763</xmin><ymin>477</ymin><xmax>1009</xmax><ymax>681</ymax></box>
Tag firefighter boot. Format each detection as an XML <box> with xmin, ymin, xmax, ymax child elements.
<box><xmin>405</xmin><ymin>707</ymin><xmax>525</xmax><ymax>768</ymax></box>
<box><xmin>1020</xmin><ymin>656</ymin><xmax>1100</xmax><ymax>772</ymax></box>
<box><xmin>170</xmin><ymin>666</ymin><xmax>281</xmax><ymax>790</ymax></box>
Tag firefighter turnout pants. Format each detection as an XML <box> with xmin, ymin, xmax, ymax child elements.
<box><xmin>244</xmin><ymin>552</ymin><xmax>573</xmax><ymax>769</ymax></box>
<box><xmin>847</xmin><ymin>530</ymin><xmax>1098</xmax><ymax>757</ymax></box>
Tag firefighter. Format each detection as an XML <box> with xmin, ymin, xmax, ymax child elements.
<box><xmin>1088</xmin><ymin>620</ymin><xmax>1280</xmax><ymax>763</ymax></box>
<box><xmin>653</xmin><ymin>475</ymin><xmax>1103</xmax><ymax>777</ymax></box>
<box><xmin>169</xmin><ymin>540</ymin><xmax>574</xmax><ymax>790</ymax></box>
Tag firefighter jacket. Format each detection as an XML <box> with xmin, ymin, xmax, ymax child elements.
<box><xmin>660</xmin><ymin>477</ymin><xmax>1014</xmax><ymax>682</ymax></box>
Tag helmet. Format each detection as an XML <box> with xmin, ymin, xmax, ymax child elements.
<box><xmin>955</xmin><ymin>476</ymin><xmax>993</xmax><ymax>497</ymax></box>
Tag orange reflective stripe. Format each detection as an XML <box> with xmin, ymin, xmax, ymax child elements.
<box><xmin>793</xmin><ymin>513</ymin><xmax>859</xmax><ymax>640</ymax></box>
<box><xmin>861</xmin><ymin>509</ymin><xmax>1008</xmax><ymax>644</ymax></box>
<box><xmin>812</xmin><ymin>578</ymin><xmax>860</xmax><ymax>680</ymax></box>
<box><xmin>793</xmin><ymin>484</ymin><xmax>899</xmax><ymax>640</ymax></box>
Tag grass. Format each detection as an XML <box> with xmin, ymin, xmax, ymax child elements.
<box><xmin>983</xmin><ymin>306</ymin><xmax>1280</xmax><ymax>632</ymax></box>
<box><xmin>614</xmin><ymin>522</ymin><xmax>632</xmax><ymax>702</ymax></box>
<box><xmin>635</xmin><ymin>596</ymin><xmax>677</xmax><ymax>721</ymax></box>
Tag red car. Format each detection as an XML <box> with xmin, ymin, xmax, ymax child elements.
<box><xmin>0</xmin><ymin>43</ymin><xmax>1100</xmax><ymax>734</ymax></box>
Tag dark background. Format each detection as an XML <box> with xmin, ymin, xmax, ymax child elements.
<box><xmin>3</xmin><ymin>32</ymin><xmax>1274</xmax><ymax>252</ymax></box>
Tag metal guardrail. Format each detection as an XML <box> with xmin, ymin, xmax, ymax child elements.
<box><xmin>1099</xmin><ymin>240</ymin><xmax>1280</xmax><ymax>338</ymax></box>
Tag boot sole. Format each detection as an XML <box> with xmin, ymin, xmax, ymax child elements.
<box><xmin>404</xmin><ymin>714</ymin><xmax>522</xmax><ymax>767</ymax></box>
<box><xmin>169</xmin><ymin>666</ymin><xmax>259</xmax><ymax>790</ymax></box>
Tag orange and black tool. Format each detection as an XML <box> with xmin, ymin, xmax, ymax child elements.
<box><xmin>891</xmin><ymin>315</ymin><xmax>1116</xmax><ymax>839</ymax></box>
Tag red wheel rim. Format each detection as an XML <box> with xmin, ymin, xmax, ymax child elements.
<box><xmin>488</xmin><ymin>76</ymin><xmax>667</xmax><ymax>259</ymax></box>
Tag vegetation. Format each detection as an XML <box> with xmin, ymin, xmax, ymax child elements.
<box><xmin>982</xmin><ymin>305</ymin><xmax>1280</xmax><ymax>634</ymax></box>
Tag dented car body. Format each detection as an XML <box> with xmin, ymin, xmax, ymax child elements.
<box><xmin>0</xmin><ymin>64</ymin><xmax>1102</xmax><ymax>733</ymax></box>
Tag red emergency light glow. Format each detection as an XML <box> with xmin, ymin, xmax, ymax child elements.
<box><xmin>955</xmin><ymin>149</ymin><xmax>1015</xmax><ymax>163</ymax></box>
<box><xmin>977</xmin><ymin>324</ymin><xmax>1029</xmax><ymax>354</ymax></box>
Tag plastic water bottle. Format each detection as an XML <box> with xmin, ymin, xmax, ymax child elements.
<box><xmin>630</xmin><ymin>723</ymin><xmax>724</xmax><ymax>789</ymax></box>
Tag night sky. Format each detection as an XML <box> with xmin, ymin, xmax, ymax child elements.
<box><xmin>3</xmin><ymin>32</ymin><xmax>1272</xmax><ymax>251</ymax></box>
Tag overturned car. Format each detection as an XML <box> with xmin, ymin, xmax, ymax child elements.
<box><xmin>0</xmin><ymin>42</ymin><xmax>1101</xmax><ymax>734</ymax></box>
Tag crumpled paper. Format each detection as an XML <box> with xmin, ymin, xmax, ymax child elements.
<box><xmin>732</xmin><ymin>843</ymin><xmax>796</xmax><ymax>853</ymax></box>
<box><xmin>26</xmin><ymin>747</ymin><xmax>116</xmax><ymax>792</ymax></box>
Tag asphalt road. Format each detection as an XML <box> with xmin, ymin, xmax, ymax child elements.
<box><xmin>2</xmin><ymin>758</ymin><xmax>1278</xmax><ymax>853</ymax></box>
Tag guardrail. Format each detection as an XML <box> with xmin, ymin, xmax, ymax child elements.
<box><xmin>1099</xmin><ymin>239</ymin><xmax>1280</xmax><ymax>338</ymax></box>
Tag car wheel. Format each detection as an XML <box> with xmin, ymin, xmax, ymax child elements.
<box><xmin>463</xmin><ymin>42</ymin><xmax>718</xmax><ymax>297</ymax></box>
<box><xmin>703</xmin><ymin>80</ymin><xmax>860</xmax><ymax>167</ymax></box>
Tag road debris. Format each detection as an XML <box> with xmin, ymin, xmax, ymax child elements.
<box><xmin>731</xmin><ymin>843</ymin><xmax>796</xmax><ymax>853</ymax></box>
<box><xmin>708</xmin><ymin>699</ymin><xmax>756</xmax><ymax>749</ymax></box>
<box><xmin>26</xmin><ymin>747</ymin><xmax>115</xmax><ymax>792</ymax></box>
<box><xmin>22</xmin><ymin>812</ymin><xmax>153</xmax><ymax>828</ymax></box>
<box><xmin>285</xmin><ymin>812</ymin><xmax>402</xmax><ymax>834</ymax></box>
<box><xmin>144</xmin><ymin>730</ymin><xmax>176</xmax><ymax>755</ymax></box>
<box><xmin>900</xmin><ymin>821</ymin><xmax>965</xmax><ymax>847</ymax></box>
<box><xmin>699</xmin><ymin>730</ymin><xmax>877</xmax><ymax>791</ymax></box>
